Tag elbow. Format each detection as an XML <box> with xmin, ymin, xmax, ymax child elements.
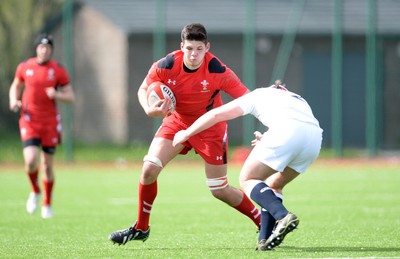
<box><xmin>66</xmin><ymin>92</ymin><xmax>75</xmax><ymax>103</ymax></box>
<box><xmin>211</xmin><ymin>111</ymin><xmax>226</xmax><ymax>123</ymax></box>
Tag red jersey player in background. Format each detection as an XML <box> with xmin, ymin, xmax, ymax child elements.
<box><xmin>8</xmin><ymin>34</ymin><xmax>75</xmax><ymax>219</ymax></box>
<box><xmin>109</xmin><ymin>23</ymin><xmax>260</xmax><ymax>245</ymax></box>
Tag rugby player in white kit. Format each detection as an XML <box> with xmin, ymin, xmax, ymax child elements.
<box><xmin>173</xmin><ymin>83</ymin><xmax>323</xmax><ymax>251</ymax></box>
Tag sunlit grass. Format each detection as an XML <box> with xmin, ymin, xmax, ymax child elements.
<box><xmin>1</xmin><ymin>160</ymin><xmax>399</xmax><ymax>258</ymax></box>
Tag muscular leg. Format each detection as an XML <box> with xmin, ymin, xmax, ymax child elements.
<box><xmin>109</xmin><ymin>138</ymin><xmax>260</xmax><ymax>244</ymax></box>
<box><xmin>23</xmin><ymin>146</ymin><xmax>41</xmax><ymax>193</ymax></box>
<box><xmin>266</xmin><ymin>167</ymin><xmax>299</xmax><ymax>194</ymax></box>
<box><xmin>41</xmin><ymin>151</ymin><xmax>55</xmax><ymax>206</ymax></box>
<box><xmin>258</xmin><ymin>168</ymin><xmax>299</xmax><ymax>239</ymax></box>
<box><xmin>23</xmin><ymin>145</ymin><xmax>41</xmax><ymax>214</ymax></box>
<box><xmin>41</xmin><ymin>151</ymin><xmax>54</xmax><ymax>181</ymax></box>
<box><xmin>239</xmin><ymin>157</ymin><xmax>289</xmax><ymax>220</ymax></box>
<box><xmin>205</xmin><ymin>163</ymin><xmax>260</xmax><ymax>227</ymax></box>
<box><xmin>136</xmin><ymin>137</ymin><xmax>183</xmax><ymax>230</ymax></box>
<box><xmin>204</xmin><ymin>163</ymin><xmax>239</xmax><ymax>205</ymax></box>
<box><xmin>240</xmin><ymin>157</ymin><xmax>301</xmax><ymax>241</ymax></box>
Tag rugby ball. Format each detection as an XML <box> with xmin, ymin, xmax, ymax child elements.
<box><xmin>147</xmin><ymin>81</ymin><xmax>176</xmax><ymax>112</ymax></box>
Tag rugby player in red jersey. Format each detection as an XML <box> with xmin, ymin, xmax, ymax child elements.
<box><xmin>9</xmin><ymin>34</ymin><xmax>75</xmax><ymax>219</ymax></box>
<box><xmin>109</xmin><ymin>23</ymin><xmax>260</xmax><ymax>245</ymax></box>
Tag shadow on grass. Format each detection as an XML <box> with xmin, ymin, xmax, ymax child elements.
<box><xmin>122</xmin><ymin>246</ymin><xmax>400</xmax><ymax>253</ymax></box>
<box><xmin>282</xmin><ymin>246</ymin><xmax>400</xmax><ymax>253</ymax></box>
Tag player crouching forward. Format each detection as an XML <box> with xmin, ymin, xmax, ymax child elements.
<box><xmin>173</xmin><ymin>85</ymin><xmax>323</xmax><ymax>250</ymax></box>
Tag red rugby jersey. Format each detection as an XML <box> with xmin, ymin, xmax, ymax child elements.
<box><xmin>15</xmin><ymin>57</ymin><xmax>70</xmax><ymax>121</ymax></box>
<box><xmin>146</xmin><ymin>51</ymin><xmax>248</xmax><ymax>124</ymax></box>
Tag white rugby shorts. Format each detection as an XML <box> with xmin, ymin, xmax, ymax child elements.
<box><xmin>249</xmin><ymin>122</ymin><xmax>323</xmax><ymax>173</ymax></box>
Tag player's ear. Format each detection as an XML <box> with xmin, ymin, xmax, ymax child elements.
<box><xmin>180</xmin><ymin>42</ymin><xmax>184</xmax><ymax>50</ymax></box>
<box><xmin>205</xmin><ymin>42</ymin><xmax>210</xmax><ymax>52</ymax></box>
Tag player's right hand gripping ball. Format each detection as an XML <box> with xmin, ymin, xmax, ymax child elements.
<box><xmin>147</xmin><ymin>81</ymin><xmax>176</xmax><ymax>113</ymax></box>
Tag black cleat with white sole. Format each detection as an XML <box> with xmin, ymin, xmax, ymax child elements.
<box><xmin>109</xmin><ymin>223</ymin><xmax>150</xmax><ymax>245</ymax></box>
<box><xmin>258</xmin><ymin>212</ymin><xmax>299</xmax><ymax>251</ymax></box>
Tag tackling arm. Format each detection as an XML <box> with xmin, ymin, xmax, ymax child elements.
<box><xmin>172</xmin><ymin>101</ymin><xmax>244</xmax><ymax>146</ymax></box>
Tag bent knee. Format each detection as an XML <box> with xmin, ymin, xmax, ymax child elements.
<box><xmin>143</xmin><ymin>155</ymin><xmax>163</xmax><ymax>168</ymax></box>
<box><xmin>25</xmin><ymin>160</ymin><xmax>38</xmax><ymax>172</ymax></box>
<box><xmin>141</xmin><ymin>162</ymin><xmax>163</xmax><ymax>183</ymax></box>
<box><xmin>206</xmin><ymin>176</ymin><xmax>230</xmax><ymax>200</ymax></box>
<box><xmin>265</xmin><ymin>178</ymin><xmax>285</xmax><ymax>193</ymax></box>
<box><xmin>268</xmin><ymin>185</ymin><xmax>283</xmax><ymax>194</ymax></box>
<box><xmin>210</xmin><ymin>188</ymin><xmax>229</xmax><ymax>201</ymax></box>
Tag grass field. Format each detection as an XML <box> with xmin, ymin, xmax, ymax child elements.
<box><xmin>1</xmin><ymin>157</ymin><xmax>399</xmax><ymax>258</ymax></box>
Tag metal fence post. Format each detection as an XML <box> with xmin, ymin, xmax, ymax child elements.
<box><xmin>332</xmin><ymin>0</ymin><xmax>343</xmax><ymax>157</ymax></box>
<box><xmin>62</xmin><ymin>0</ymin><xmax>74</xmax><ymax>162</ymax></box>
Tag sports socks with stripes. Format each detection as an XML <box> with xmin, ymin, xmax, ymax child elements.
<box><xmin>233</xmin><ymin>190</ymin><xmax>261</xmax><ymax>227</ymax></box>
<box><xmin>249</xmin><ymin>182</ymin><xmax>288</xmax><ymax>221</ymax></box>
<box><xmin>136</xmin><ymin>181</ymin><xmax>157</xmax><ymax>231</ymax></box>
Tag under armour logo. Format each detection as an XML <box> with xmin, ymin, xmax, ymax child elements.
<box><xmin>168</xmin><ymin>79</ymin><xmax>176</xmax><ymax>85</ymax></box>
<box><xmin>216</xmin><ymin>156</ymin><xmax>223</xmax><ymax>160</ymax></box>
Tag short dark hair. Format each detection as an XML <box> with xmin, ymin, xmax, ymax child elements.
<box><xmin>35</xmin><ymin>33</ymin><xmax>54</xmax><ymax>48</ymax></box>
<box><xmin>181</xmin><ymin>23</ymin><xmax>208</xmax><ymax>44</ymax></box>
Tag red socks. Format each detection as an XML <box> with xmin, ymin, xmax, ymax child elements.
<box><xmin>42</xmin><ymin>179</ymin><xmax>54</xmax><ymax>206</ymax></box>
<box><xmin>27</xmin><ymin>170</ymin><xmax>41</xmax><ymax>194</ymax></box>
<box><xmin>27</xmin><ymin>170</ymin><xmax>54</xmax><ymax>206</ymax></box>
<box><xmin>135</xmin><ymin>182</ymin><xmax>260</xmax><ymax>230</ymax></box>
<box><xmin>136</xmin><ymin>181</ymin><xmax>157</xmax><ymax>231</ymax></box>
<box><xmin>234</xmin><ymin>191</ymin><xmax>261</xmax><ymax>227</ymax></box>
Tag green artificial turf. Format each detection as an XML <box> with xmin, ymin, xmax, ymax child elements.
<box><xmin>1</xmin><ymin>159</ymin><xmax>399</xmax><ymax>258</ymax></box>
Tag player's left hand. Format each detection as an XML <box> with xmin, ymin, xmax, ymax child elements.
<box><xmin>251</xmin><ymin>131</ymin><xmax>263</xmax><ymax>146</ymax></box>
<box><xmin>9</xmin><ymin>99</ymin><xmax>22</xmax><ymax>112</ymax></box>
<box><xmin>45</xmin><ymin>87</ymin><xmax>58</xmax><ymax>99</ymax></box>
<box><xmin>173</xmin><ymin>130</ymin><xmax>189</xmax><ymax>147</ymax></box>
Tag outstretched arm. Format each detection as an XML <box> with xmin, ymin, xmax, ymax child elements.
<box><xmin>173</xmin><ymin>100</ymin><xmax>244</xmax><ymax>146</ymax></box>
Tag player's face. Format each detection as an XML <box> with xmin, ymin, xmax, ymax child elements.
<box><xmin>36</xmin><ymin>44</ymin><xmax>53</xmax><ymax>64</ymax></box>
<box><xmin>181</xmin><ymin>40</ymin><xmax>210</xmax><ymax>70</ymax></box>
